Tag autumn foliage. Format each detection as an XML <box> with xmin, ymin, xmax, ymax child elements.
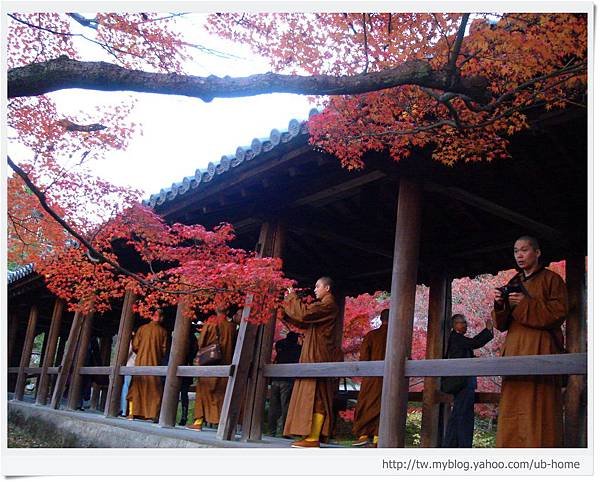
<box><xmin>208</xmin><ymin>13</ymin><xmax>586</xmax><ymax>168</ymax></box>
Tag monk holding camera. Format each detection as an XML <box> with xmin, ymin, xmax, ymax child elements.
<box><xmin>492</xmin><ymin>235</ymin><xmax>568</xmax><ymax>447</ymax></box>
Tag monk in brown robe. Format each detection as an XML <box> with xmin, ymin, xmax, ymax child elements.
<box><xmin>185</xmin><ymin>310</ymin><xmax>237</xmax><ymax>430</ymax></box>
<box><xmin>126</xmin><ymin>312</ymin><xmax>168</xmax><ymax>422</ymax></box>
<box><xmin>493</xmin><ymin>235</ymin><xmax>568</xmax><ymax>447</ymax></box>
<box><xmin>282</xmin><ymin>276</ymin><xmax>339</xmax><ymax>448</ymax></box>
<box><xmin>352</xmin><ymin>309</ymin><xmax>389</xmax><ymax>447</ymax></box>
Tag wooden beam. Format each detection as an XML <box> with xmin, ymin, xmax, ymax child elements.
<box><xmin>105</xmin><ymin>290</ymin><xmax>136</xmax><ymax>417</ymax></box>
<box><xmin>216</xmin><ymin>297</ymin><xmax>259</xmax><ymax>440</ymax></box>
<box><xmin>564</xmin><ymin>255</ymin><xmax>586</xmax><ymax>447</ymax></box>
<box><xmin>379</xmin><ymin>178</ymin><xmax>422</xmax><ymax>448</ymax></box>
<box><xmin>291</xmin><ymin>170</ymin><xmax>386</xmax><ymax>207</ymax></box>
<box><xmin>382</xmin><ymin>179</ymin><xmax>423</xmax><ymax>446</ymax></box>
<box><xmin>420</xmin><ymin>274</ymin><xmax>450</xmax><ymax>447</ymax></box>
<box><xmin>262</xmin><ymin>353</ymin><xmax>586</xmax><ymax>378</ymax></box>
<box><xmin>7</xmin><ymin>311</ymin><xmax>19</xmax><ymax>367</ymax></box>
<box><xmin>288</xmin><ymin>225</ymin><xmax>392</xmax><ymax>259</ymax></box>
<box><xmin>119</xmin><ymin>366</ymin><xmax>169</xmax><ymax>376</ymax></box>
<box><xmin>79</xmin><ymin>367</ymin><xmax>112</xmax><ymax>375</ymax></box>
<box><xmin>51</xmin><ymin>312</ymin><xmax>84</xmax><ymax>409</ymax></box>
<box><xmin>176</xmin><ymin>366</ymin><xmax>232</xmax><ymax>377</ymax></box>
<box><xmin>14</xmin><ymin>305</ymin><xmax>39</xmax><ymax>401</ymax></box>
<box><xmin>7</xmin><ymin>311</ymin><xmax>21</xmax><ymax>392</ymax></box>
<box><xmin>424</xmin><ymin>182</ymin><xmax>563</xmax><ymax>241</ymax></box>
<box><xmin>67</xmin><ymin>309</ymin><xmax>95</xmax><ymax>410</ymax></box>
<box><xmin>242</xmin><ymin>221</ymin><xmax>286</xmax><ymax>441</ymax></box>
<box><xmin>36</xmin><ymin>299</ymin><xmax>64</xmax><ymax>405</ymax></box>
<box><xmin>159</xmin><ymin>300</ymin><xmax>193</xmax><ymax>427</ymax></box>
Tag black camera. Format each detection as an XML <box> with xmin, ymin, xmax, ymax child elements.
<box><xmin>497</xmin><ymin>283</ymin><xmax>522</xmax><ymax>300</ymax></box>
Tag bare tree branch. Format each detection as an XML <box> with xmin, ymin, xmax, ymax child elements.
<box><xmin>8</xmin><ymin>56</ymin><xmax>493</xmax><ymax>103</ymax></box>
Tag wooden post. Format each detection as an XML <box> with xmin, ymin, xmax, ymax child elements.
<box><xmin>7</xmin><ymin>311</ymin><xmax>19</xmax><ymax>366</ymax></box>
<box><xmin>159</xmin><ymin>300</ymin><xmax>193</xmax><ymax>427</ymax></box>
<box><xmin>378</xmin><ymin>178</ymin><xmax>422</xmax><ymax>448</ymax></box>
<box><xmin>89</xmin><ymin>335</ymin><xmax>111</xmax><ymax>411</ymax></box>
<box><xmin>564</xmin><ymin>255</ymin><xmax>586</xmax><ymax>447</ymax></box>
<box><xmin>67</xmin><ymin>309</ymin><xmax>95</xmax><ymax>410</ymax></box>
<box><xmin>14</xmin><ymin>305</ymin><xmax>39</xmax><ymax>401</ymax></box>
<box><xmin>217</xmin><ymin>299</ymin><xmax>259</xmax><ymax>441</ymax></box>
<box><xmin>241</xmin><ymin>221</ymin><xmax>286</xmax><ymax>441</ymax></box>
<box><xmin>105</xmin><ymin>290</ymin><xmax>136</xmax><ymax>417</ymax></box>
<box><xmin>420</xmin><ymin>274</ymin><xmax>451</xmax><ymax>447</ymax></box>
<box><xmin>50</xmin><ymin>311</ymin><xmax>84</xmax><ymax>409</ymax></box>
<box><xmin>36</xmin><ymin>299</ymin><xmax>64</xmax><ymax>405</ymax></box>
<box><xmin>7</xmin><ymin>311</ymin><xmax>20</xmax><ymax>391</ymax></box>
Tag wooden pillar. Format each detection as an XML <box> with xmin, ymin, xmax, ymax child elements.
<box><xmin>36</xmin><ymin>299</ymin><xmax>64</xmax><ymax>405</ymax></box>
<box><xmin>420</xmin><ymin>274</ymin><xmax>451</xmax><ymax>447</ymax></box>
<box><xmin>50</xmin><ymin>311</ymin><xmax>84</xmax><ymax>409</ymax></box>
<box><xmin>7</xmin><ymin>311</ymin><xmax>20</xmax><ymax>392</ymax></box>
<box><xmin>7</xmin><ymin>311</ymin><xmax>19</xmax><ymax>366</ymax></box>
<box><xmin>14</xmin><ymin>305</ymin><xmax>39</xmax><ymax>401</ymax></box>
<box><xmin>217</xmin><ymin>298</ymin><xmax>259</xmax><ymax>441</ymax></box>
<box><xmin>159</xmin><ymin>300</ymin><xmax>193</xmax><ymax>427</ymax></box>
<box><xmin>104</xmin><ymin>291</ymin><xmax>136</xmax><ymax>417</ymax></box>
<box><xmin>378</xmin><ymin>178</ymin><xmax>422</xmax><ymax>448</ymax></box>
<box><xmin>564</xmin><ymin>255</ymin><xmax>586</xmax><ymax>447</ymax></box>
<box><xmin>67</xmin><ymin>309</ymin><xmax>95</xmax><ymax>410</ymax></box>
<box><xmin>241</xmin><ymin>221</ymin><xmax>286</xmax><ymax>441</ymax></box>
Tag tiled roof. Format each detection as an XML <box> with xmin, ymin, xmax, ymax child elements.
<box><xmin>144</xmin><ymin>108</ymin><xmax>319</xmax><ymax>209</ymax></box>
<box><xmin>7</xmin><ymin>263</ymin><xmax>35</xmax><ymax>284</ymax></box>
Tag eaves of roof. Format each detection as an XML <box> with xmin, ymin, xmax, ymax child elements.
<box><xmin>7</xmin><ymin>263</ymin><xmax>35</xmax><ymax>285</ymax></box>
<box><xmin>143</xmin><ymin>108</ymin><xmax>319</xmax><ymax>209</ymax></box>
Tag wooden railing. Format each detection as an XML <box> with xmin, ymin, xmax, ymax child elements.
<box><xmin>9</xmin><ymin>352</ymin><xmax>586</xmax><ymax>382</ymax></box>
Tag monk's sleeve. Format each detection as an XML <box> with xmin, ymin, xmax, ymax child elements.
<box><xmin>161</xmin><ymin>330</ymin><xmax>168</xmax><ymax>357</ymax></box>
<box><xmin>359</xmin><ymin>335</ymin><xmax>372</xmax><ymax>362</ymax></box>
<box><xmin>511</xmin><ymin>275</ymin><xmax>568</xmax><ymax>330</ymax></box>
<box><xmin>132</xmin><ymin>330</ymin><xmax>141</xmax><ymax>353</ymax></box>
<box><xmin>492</xmin><ymin>302</ymin><xmax>511</xmax><ymax>332</ymax></box>
<box><xmin>283</xmin><ymin>294</ymin><xmax>335</xmax><ymax>325</ymax></box>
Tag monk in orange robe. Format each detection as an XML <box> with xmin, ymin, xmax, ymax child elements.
<box><xmin>352</xmin><ymin>309</ymin><xmax>389</xmax><ymax>447</ymax></box>
<box><xmin>126</xmin><ymin>313</ymin><xmax>168</xmax><ymax>422</ymax></box>
<box><xmin>282</xmin><ymin>276</ymin><xmax>339</xmax><ymax>448</ymax></box>
<box><xmin>493</xmin><ymin>235</ymin><xmax>568</xmax><ymax>447</ymax></box>
<box><xmin>185</xmin><ymin>311</ymin><xmax>237</xmax><ymax>430</ymax></box>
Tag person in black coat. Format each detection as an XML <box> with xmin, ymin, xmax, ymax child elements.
<box><xmin>442</xmin><ymin>314</ymin><xmax>493</xmax><ymax>448</ymax></box>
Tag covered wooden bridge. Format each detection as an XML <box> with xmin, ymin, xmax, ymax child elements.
<box><xmin>7</xmin><ymin>106</ymin><xmax>588</xmax><ymax>447</ymax></box>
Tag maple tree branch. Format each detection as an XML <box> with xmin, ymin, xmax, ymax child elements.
<box><xmin>362</xmin><ymin>13</ymin><xmax>369</xmax><ymax>73</ymax></box>
<box><xmin>66</xmin><ymin>13</ymin><xmax>98</xmax><ymax>30</ymax></box>
<box><xmin>7</xmin><ymin>155</ymin><xmax>232</xmax><ymax>296</ymax></box>
<box><xmin>448</xmin><ymin>14</ymin><xmax>470</xmax><ymax>76</ymax></box>
<box><xmin>8</xmin><ymin>56</ymin><xmax>493</xmax><ymax>104</ymax></box>
<box><xmin>58</xmin><ymin>119</ymin><xmax>107</xmax><ymax>132</ymax></box>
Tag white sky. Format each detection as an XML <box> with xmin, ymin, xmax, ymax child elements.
<box><xmin>9</xmin><ymin>12</ymin><xmax>313</xmax><ymax>199</ymax></box>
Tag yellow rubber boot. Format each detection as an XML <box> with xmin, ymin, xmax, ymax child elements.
<box><xmin>127</xmin><ymin>401</ymin><xmax>134</xmax><ymax>419</ymax></box>
<box><xmin>373</xmin><ymin>435</ymin><xmax>379</xmax><ymax>447</ymax></box>
<box><xmin>193</xmin><ymin>417</ymin><xmax>203</xmax><ymax>426</ymax></box>
<box><xmin>305</xmin><ymin>413</ymin><xmax>325</xmax><ymax>442</ymax></box>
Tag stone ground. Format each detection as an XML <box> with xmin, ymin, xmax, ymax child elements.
<box><xmin>8</xmin><ymin>419</ymin><xmax>62</xmax><ymax>448</ymax></box>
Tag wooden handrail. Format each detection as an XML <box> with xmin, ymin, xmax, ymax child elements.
<box><xmin>7</xmin><ymin>352</ymin><xmax>587</xmax><ymax>379</ymax></box>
